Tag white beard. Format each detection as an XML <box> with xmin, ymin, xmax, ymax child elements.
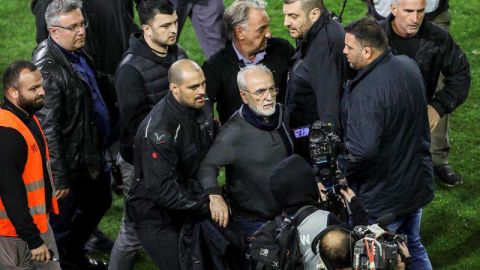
<box><xmin>249</xmin><ymin>103</ymin><xmax>276</xmax><ymax>117</ymax></box>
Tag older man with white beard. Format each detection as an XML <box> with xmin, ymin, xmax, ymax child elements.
<box><xmin>197</xmin><ymin>64</ymin><xmax>294</xmax><ymax>237</ymax></box>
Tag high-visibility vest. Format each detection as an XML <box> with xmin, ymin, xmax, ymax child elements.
<box><xmin>0</xmin><ymin>108</ymin><xmax>59</xmax><ymax>237</ymax></box>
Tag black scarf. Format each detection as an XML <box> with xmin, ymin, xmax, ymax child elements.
<box><xmin>240</xmin><ymin>104</ymin><xmax>293</xmax><ymax>155</ymax></box>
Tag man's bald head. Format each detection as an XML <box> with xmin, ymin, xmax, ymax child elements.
<box><xmin>168</xmin><ymin>59</ymin><xmax>202</xmax><ymax>85</ymax></box>
<box><xmin>168</xmin><ymin>59</ymin><xmax>206</xmax><ymax>109</ymax></box>
<box><xmin>320</xmin><ymin>228</ymin><xmax>354</xmax><ymax>269</ymax></box>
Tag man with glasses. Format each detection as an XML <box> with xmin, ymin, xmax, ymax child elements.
<box><xmin>32</xmin><ymin>0</ymin><xmax>139</xmax><ymax>77</ymax></box>
<box><xmin>197</xmin><ymin>65</ymin><xmax>294</xmax><ymax>240</ymax></box>
<box><xmin>203</xmin><ymin>0</ymin><xmax>294</xmax><ymax>124</ymax></box>
<box><xmin>32</xmin><ymin>0</ymin><xmax>112</xmax><ymax>269</ymax></box>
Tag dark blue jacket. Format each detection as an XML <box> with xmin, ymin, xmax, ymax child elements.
<box><xmin>341</xmin><ymin>51</ymin><xmax>434</xmax><ymax>219</ymax></box>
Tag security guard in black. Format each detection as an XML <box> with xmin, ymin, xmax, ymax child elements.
<box><xmin>126</xmin><ymin>60</ymin><xmax>215</xmax><ymax>269</ymax></box>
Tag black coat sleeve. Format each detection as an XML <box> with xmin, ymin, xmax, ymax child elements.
<box><xmin>35</xmin><ymin>64</ymin><xmax>69</xmax><ymax>189</ymax></box>
<box><xmin>115</xmin><ymin>65</ymin><xmax>151</xmax><ymax>135</ymax></box>
<box><xmin>349</xmin><ymin>196</ymin><xmax>369</xmax><ymax>226</ymax></box>
<box><xmin>140</xmin><ymin>131</ymin><xmax>207</xmax><ymax>211</ymax></box>
<box><xmin>309</xmin><ymin>44</ymin><xmax>345</xmax><ymax>130</ymax></box>
<box><xmin>429</xmin><ymin>34</ymin><xmax>471</xmax><ymax>117</ymax></box>
<box><xmin>0</xmin><ymin>128</ymin><xmax>43</xmax><ymax>249</ymax></box>
<box><xmin>202</xmin><ymin>59</ymin><xmax>222</xmax><ymax>106</ymax></box>
<box><xmin>325</xmin><ymin>196</ymin><xmax>368</xmax><ymax>227</ymax></box>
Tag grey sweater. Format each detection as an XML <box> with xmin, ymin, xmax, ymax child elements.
<box><xmin>196</xmin><ymin>107</ymin><xmax>292</xmax><ymax>219</ymax></box>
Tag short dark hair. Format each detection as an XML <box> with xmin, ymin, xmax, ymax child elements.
<box><xmin>320</xmin><ymin>228</ymin><xmax>353</xmax><ymax>269</ymax></box>
<box><xmin>344</xmin><ymin>17</ymin><xmax>388</xmax><ymax>52</ymax></box>
<box><xmin>283</xmin><ymin>0</ymin><xmax>324</xmax><ymax>14</ymax></box>
<box><xmin>138</xmin><ymin>0</ymin><xmax>175</xmax><ymax>25</ymax></box>
<box><xmin>2</xmin><ymin>60</ymin><xmax>38</xmax><ymax>93</ymax></box>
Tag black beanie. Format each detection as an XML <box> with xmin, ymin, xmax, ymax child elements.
<box><xmin>269</xmin><ymin>154</ymin><xmax>320</xmax><ymax>209</ymax></box>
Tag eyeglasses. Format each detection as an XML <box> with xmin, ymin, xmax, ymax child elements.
<box><xmin>242</xmin><ymin>87</ymin><xmax>279</xmax><ymax>97</ymax></box>
<box><xmin>51</xmin><ymin>21</ymin><xmax>88</xmax><ymax>32</ymax></box>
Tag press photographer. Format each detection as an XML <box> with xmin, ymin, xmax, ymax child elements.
<box><xmin>314</xmin><ymin>225</ymin><xmax>410</xmax><ymax>270</ymax></box>
<box><xmin>248</xmin><ymin>154</ymin><xmax>368</xmax><ymax>270</ymax></box>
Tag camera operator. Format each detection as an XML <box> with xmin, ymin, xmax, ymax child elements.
<box><xmin>340</xmin><ymin>18</ymin><xmax>434</xmax><ymax>270</ymax></box>
<box><xmin>318</xmin><ymin>227</ymin><xmax>409</xmax><ymax>270</ymax></box>
<box><xmin>265</xmin><ymin>154</ymin><xmax>368</xmax><ymax>269</ymax></box>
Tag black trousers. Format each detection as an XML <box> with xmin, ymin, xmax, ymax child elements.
<box><xmin>49</xmin><ymin>170</ymin><xmax>112</xmax><ymax>260</ymax></box>
<box><xmin>135</xmin><ymin>222</ymin><xmax>181</xmax><ymax>270</ymax></box>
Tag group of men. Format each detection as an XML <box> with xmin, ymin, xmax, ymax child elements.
<box><xmin>0</xmin><ymin>0</ymin><xmax>470</xmax><ymax>270</ymax></box>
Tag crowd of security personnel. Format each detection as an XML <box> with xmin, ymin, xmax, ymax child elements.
<box><xmin>0</xmin><ymin>0</ymin><xmax>470</xmax><ymax>269</ymax></box>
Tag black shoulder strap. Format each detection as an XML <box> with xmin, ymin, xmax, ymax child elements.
<box><xmin>292</xmin><ymin>205</ymin><xmax>320</xmax><ymax>226</ymax></box>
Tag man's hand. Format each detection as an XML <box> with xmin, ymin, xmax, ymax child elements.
<box><xmin>317</xmin><ymin>182</ymin><xmax>328</xmax><ymax>202</ymax></box>
<box><xmin>55</xmin><ymin>188</ymin><xmax>70</xmax><ymax>199</ymax></box>
<box><xmin>395</xmin><ymin>241</ymin><xmax>411</xmax><ymax>270</ymax></box>
<box><xmin>427</xmin><ymin>105</ymin><xmax>440</xmax><ymax>131</ymax></box>
<box><xmin>339</xmin><ymin>187</ymin><xmax>356</xmax><ymax>203</ymax></box>
<box><xmin>209</xmin><ymin>194</ymin><xmax>229</xmax><ymax>228</ymax></box>
<box><xmin>31</xmin><ymin>243</ymin><xmax>51</xmax><ymax>263</ymax></box>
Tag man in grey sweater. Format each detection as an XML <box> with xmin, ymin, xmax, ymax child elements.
<box><xmin>196</xmin><ymin>64</ymin><xmax>294</xmax><ymax>236</ymax></box>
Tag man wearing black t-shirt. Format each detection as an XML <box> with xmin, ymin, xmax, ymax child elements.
<box><xmin>380</xmin><ymin>0</ymin><xmax>470</xmax><ymax>187</ymax></box>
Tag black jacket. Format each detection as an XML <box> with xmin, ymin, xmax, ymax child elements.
<box><xmin>381</xmin><ymin>15</ymin><xmax>470</xmax><ymax>117</ymax></box>
<box><xmin>32</xmin><ymin>38</ymin><xmax>106</xmax><ymax>188</ymax></box>
<box><xmin>202</xmin><ymin>38</ymin><xmax>294</xmax><ymax>124</ymax></box>
<box><xmin>366</xmin><ymin>0</ymin><xmax>449</xmax><ymax>22</ymax></box>
<box><xmin>286</xmin><ymin>9</ymin><xmax>349</xmax><ymax>130</ymax></box>
<box><xmin>31</xmin><ymin>0</ymin><xmax>139</xmax><ymax>75</ymax></box>
<box><xmin>341</xmin><ymin>51</ymin><xmax>434</xmax><ymax>219</ymax></box>
<box><xmin>0</xmin><ymin>99</ymin><xmax>54</xmax><ymax>249</ymax></box>
<box><xmin>115</xmin><ymin>33</ymin><xmax>187</xmax><ymax>163</ymax></box>
<box><xmin>126</xmin><ymin>92</ymin><xmax>216</xmax><ymax>225</ymax></box>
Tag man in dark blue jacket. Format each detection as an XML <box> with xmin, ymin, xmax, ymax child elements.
<box><xmin>341</xmin><ymin>18</ymin><xmax>434</xmax><ymax>270</ymax></box>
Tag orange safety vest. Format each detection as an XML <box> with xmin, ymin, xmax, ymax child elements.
<box><xmin>0</xmin><ymin>108</ymin><xmax>59</xmax><ymax>237</ymax></box>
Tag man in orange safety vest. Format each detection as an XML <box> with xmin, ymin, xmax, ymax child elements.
<box><xmin>0</xmin><ymin>60</ymin><xmax>60</xmax><ymax>270</ymax></box>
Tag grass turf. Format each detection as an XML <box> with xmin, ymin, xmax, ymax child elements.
<box><xmin>0</xmin><ymin>0</ymin><xmax>479</xmax><ymax>269</ymax></box>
